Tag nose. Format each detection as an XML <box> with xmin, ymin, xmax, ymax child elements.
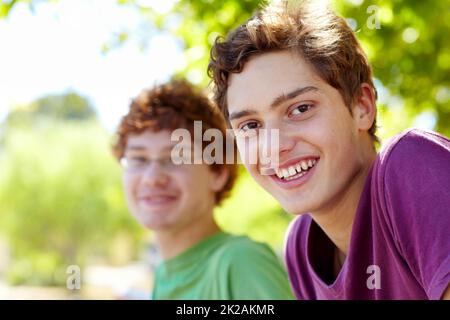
<box><xmin>140</xmin><ymin>161</ymin><xmax>169</xmax><ymax>187</ymax></box>
<box><xmin>259</xmin><ymin>124</ymin><xmax>296</xmax><ymax>165</ymax></box>
<box><xmin>277</xmin><ymin>127</ymin><xmax>296</xmax><ymax>156</ymax></box>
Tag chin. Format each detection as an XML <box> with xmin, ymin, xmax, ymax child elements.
<box><xmin>131</xmin><ymin>212</ymin><xmax>166</xmax><ymax>230</ymax></box>
<box><xmin>141</xmin><ymin>220</ymin><xmax>173</xmax><ymax>231</ymax></box>
<box><xmin>283</xmin><ymin>205</ymin><xmax>309</xmax><ymax>215</ymax></box>
<box><xmin>136</xmin><ymin>218</ymin><xmax>156</xmax><ymax>229</ymax></box>
<box><xmin>278</xmin><ymin>197</ymin><xmax>314</xmax><ymax>215</ymax></box>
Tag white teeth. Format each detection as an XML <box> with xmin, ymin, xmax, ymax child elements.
<box><xmin>275</xmin><ymin>158</ymin><xmax>318</xmax><ymax>180</ymax></box>
<box><xmin>301</xmin><ymin>161</ymin><xmax>308</xmax><ymax>170</ymax></box>
<box><xmin>288</xmin><ymin>167</ymin><xmax>296</xmax><ymax>176</ymax></box>
<box><xmin>285</xmin><ymin>171</ymin><xmax>306</xmax><ymax>181</ymax></box>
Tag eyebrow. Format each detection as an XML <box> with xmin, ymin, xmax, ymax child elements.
<box><xmin>125</xmin><ymin>145</ymin><xmax>176</xmax><ymax>152</ymax></box>
<box><xmin>228</xmin><ymin>109</ymin><xmax>257</xmax><ymax>122</ymax></box>
<box><xmin>228</xmin><ymin>86</ymin><xmax>318</xmax><ymax>121</ymax></box>
<box><xmin>270</xmin><ymin>86</ymin><xmax>318</xmax><ymax>109</ymax></box>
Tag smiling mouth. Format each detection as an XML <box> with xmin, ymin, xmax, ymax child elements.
<box><xmin>274</xmin><ymin>157</ymin><xmax>319</xmax><ymax>181</ymax></box>
<box><xmin>139</xmin><ymin>195</ymin><xmax>178</xmax><ymax>205</ymax></box>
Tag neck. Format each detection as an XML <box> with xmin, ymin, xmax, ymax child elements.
<box><xmin>312</xmin><ymin>144</ymin><xmax>376</xmax><ymax>257</ymax></box>
<box><xmin>155</xmin><ymin>214</ymin><xmax>221</xmax><ymax>260</ymax></box>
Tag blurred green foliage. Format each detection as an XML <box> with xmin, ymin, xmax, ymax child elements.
<box><xmin>0</xmin><ymin>0</ymin><xmax>56</xmax><ymax>18</ymax></box>
<box><xmin>0</xmin><ymin>94</ymin><xmax>143</xmax><ymax>286</ymax></box>
<box><xmin>5</xmin><ymin>91</ymin><xmax>97</xmax><ymax>127</ymax></box>
<box><xmin>3</xmin><ymin>0</ymin><xmax>449</xmax><ymax>136</ymax></box>
<box><xmin>331</xmin><ymin>0</ymin><xmax>450</xmax><ymax>138</ymax></box>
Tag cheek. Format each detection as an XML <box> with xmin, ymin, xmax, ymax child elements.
<box><xmin>123</xmin><ymin>175</ymin><xmax>137</xmax><ymax>202</ymax></box>
<box><xmin>320</xmin><ymin>130</ymin><xmax>359</xmax><ymax>178</ymax></box>
<box><xmin>308</xmin><ymin>113</ymin><xmax>354</xmax><ymax>153</ymax></box>
<box><xmin>174</xmin><ymin>179</ymin><xmax>205</xmax><ymax>210</ymax></box>
<box><xmin>236</xmin><ymin>136</ymin><xmax>260</xmax><ymax>171</ymax></box>
<box><xmin>172</xmin><ymin>170</ymin><xmax>203</xmax><ymax>196</ymax></box>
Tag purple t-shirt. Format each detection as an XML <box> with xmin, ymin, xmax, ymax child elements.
<box><xmin>285</xmin><ymin>128</ymin><xmax>450</xmax><ymax>299</ymax></box>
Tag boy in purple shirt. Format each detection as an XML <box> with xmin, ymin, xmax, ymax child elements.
<box><xmin>208</xmin><ymin>1</ymin><xmax>450</xmax><ymax>299</ymax></box>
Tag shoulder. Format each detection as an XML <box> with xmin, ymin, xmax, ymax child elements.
<box><xmin>371</xmin><ymin>130</ymin><xmax>450</xmax><ymax>298</ymax></box>
<box><xmin>371</xmin><ymin>128</ymin><xmax>450</xmax><ymax>242</ymax></box>
<box><xmin>378</xmin><ymin>128</ymin><xmax>450</xmax><ymax>173</ymax></box>
<box><xmin>373</xmin><ymin>128</ymin><xmax>450</xmax><ymax>194</ymax></box>
<box><xmin>215</xmin><ymin>234</ymin><xmax>278</xmax><ymax>263</ymax></box>
<box><xmin>211</xmin><ymin>234</ymin><xmax>289</xmax><ymax>275</ymax></box>
<box><xmin>212</xmin><ymin>234</ymin><xmax>294</xmax><ymax>299</ymax></box>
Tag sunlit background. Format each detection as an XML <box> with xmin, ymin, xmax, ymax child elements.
<box><xmin>0</xmin><ymin>0</ymin><xmax>449</xmax><ymax>299</ymax></box>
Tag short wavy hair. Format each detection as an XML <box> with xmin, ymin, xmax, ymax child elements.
<box><xmin>113</xmin><ymin>79</ymin><xmax>238</xmax><ymax>205</ymax></box>
<box><xmin>208</xmin><ymin>0</ymin><xmax>378</xmax><ymax>142</ymax></box>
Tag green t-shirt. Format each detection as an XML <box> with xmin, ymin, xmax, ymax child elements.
<box><xmin>152</xmin><ymin>232</ymin><xmax>294</xmax><ymax>300</ymax></box>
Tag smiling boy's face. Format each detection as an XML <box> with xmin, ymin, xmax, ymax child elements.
<box><xmin>122</xmin><ymin>129</ymin><xmax>226</xmax><ymax>233</ymax></box>
<box><xmin>227</xmin><ymin>50</ymin><xmax>373</xmax><ymax>215</ymax></box>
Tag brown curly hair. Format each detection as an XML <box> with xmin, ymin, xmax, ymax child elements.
<box><xmin>112</xmin><ymin>79</ymin><xmax>238</xmax><ymax>205</ymax></box>
<box><xmin>208</xmin><ymin>0</ymin><xmax>378</xmax><ymax>142</ymax></box>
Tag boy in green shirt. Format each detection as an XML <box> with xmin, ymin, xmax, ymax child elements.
<box><xmin>113</xmin><ymin>79</ymin><xmax>293</xmax><ymax>299</ymax></box>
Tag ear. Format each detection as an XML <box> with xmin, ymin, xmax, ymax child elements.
<box><xmin>352</xmin><ymin>83</ymin><xmax>376</xmax><ymax>132</ymax></box>
<box><xmin>210</xmin><ymin>166</ymin><xmax>230</xmax><ymax>193</ymax></box>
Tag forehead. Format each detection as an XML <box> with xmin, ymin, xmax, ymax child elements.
<box><xmin>125</xmin><ymin>129</ymin><xmax>182</xmax><ymax>152</ymax></box>
<box><xmin>227</xmin><ymin>50</ymin><xmax>323</xmax><ymax>114</ymax></box>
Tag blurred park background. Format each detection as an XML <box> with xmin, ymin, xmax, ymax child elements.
<box><xmin>0</xmin><ymin>0</ymin><xmax>449</xmax><ymax>299</ymax></box>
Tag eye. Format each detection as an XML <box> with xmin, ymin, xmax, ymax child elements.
<box><xmin>289</xmin><ymin>104</ymin><xmax>313</xmax><ymax>117</ymax></box>
<box><xmin>238</xmin><ymin>121</ymin><xmax>260</xmax><ymax>132</ymax></box>
<box><xmin>126</xmin><ymin>156</ymin><xmax>148</xmax><ymax>168</ymax></box>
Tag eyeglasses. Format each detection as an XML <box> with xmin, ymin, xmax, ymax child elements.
<box><xmin>120</xmin><ymin>154</ymin><xmax>193</xmax><ymax>172</ymax></box>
